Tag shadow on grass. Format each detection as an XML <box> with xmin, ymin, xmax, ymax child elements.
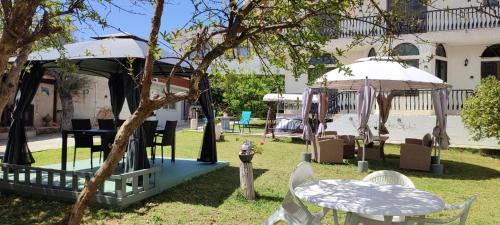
<box><xmin>0</xmin><ymin>192</ymin><xmax>70</xmax><ymax>225</ymax></box>
<box><xmin>118</xmin><ymin>166</ymin><xmax>268</xmax><ymax>216</ymax></box>
<box><xmin>366</xmin><ymin>154</ymin><xmax>500</xmax><ymax>180</ymax></box>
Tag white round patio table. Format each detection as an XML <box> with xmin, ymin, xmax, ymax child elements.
<box><xmin>294</xmin><ymin>179</ymin><xmax>444</xmax><ymax>225</ymax></box>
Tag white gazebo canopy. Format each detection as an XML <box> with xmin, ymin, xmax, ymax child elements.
<box><xmin>315</xmin><ymin>58</ymin><xmax>448</xmax><ymax>91</ymax></box>
<box><xmin>263</xmin><ymin>93</ymin><xmax>319</xmax><ymax>103</ymax></box>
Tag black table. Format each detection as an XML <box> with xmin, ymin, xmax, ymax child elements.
<box><xmin>61</xmin><ymin>129</ymin><xmax>116</xmax><ymax>170</ymax></box>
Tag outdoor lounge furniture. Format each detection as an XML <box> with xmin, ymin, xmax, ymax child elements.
<box><xmin>338</xmin><ymin>135</ymin><xmax>356</xmax><ymax>159</ymax></box>
<box><xmin>233</xmin><ymin>111</ymin><xmax>252</xmax><ymax>133</ymax></box>
<box><xmin>263</xmin><ymin>162</ymin><xmax>330</xmax><ymax>225</ymax></box>
<box><xmin>400</xmin><ymin>133</ymin><xmax>433</xmax><ymax>171</ymax></box>
<box><xmin>142</xmin><ymin>120</ymin><xmax>158</xmax><ymax>163</ymax></box>
<box><xmin>406</xmin><ymin>195</ymin><xmax>477</xmax><ymax>225</ymax></box>
<box><xmin>356</xmin><ymin>136</ymin><xmax>387</xmax><ymax>161</ymax></box>
<box><xmin>356</xmin><ymin>170</ymin><xmax>416</xmax><ymax>224</ymax></box>
<box><xmin>154</xmin><ymin>120</ymin><xmax>176</xmax><ymax>163</ymax></box>
<box><xmin>315</xmin><ymin>139</ymin><xmax>344</xmax><ymax>164</ymax></box>
<box><xmin>71</xmin><ymin>119</ymin><xmax>103</xmax><ymax>169</ymax></box>
<box><xmin>97</xmin><ymin>119</ymin><xmax>117</xmax><ymax>162</ymax></box>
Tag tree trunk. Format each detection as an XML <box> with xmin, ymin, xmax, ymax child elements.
<box><xmin>239</xmin><ymin>161</ymin><xmax>255</xmax><ymax>200</ymax></box>
<box><xmin>62</xmin><ymin>106</ymin><xmax>154</xmax><ymax>225</ymax></box>
<box><xmin>59</xmin><ymin>94</ymin><xmax>73</xmax><ymax>131</ymax></box>
<box><xmin>62</xmin><ymin>1</ymin><xmax>166</xmax><ymax>224</ymax></box>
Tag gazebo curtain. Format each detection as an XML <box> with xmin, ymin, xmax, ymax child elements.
<box><xmin>4</xmin><ymin>63</ymin><xmax>45</xmax><ymax>165</ymax></box>
<box><xmin>198</xmin><ymin>75</ymin><xmax>217</xmax><ymax>163</ymax></box>
<box><xmin>376</xmin><ymin>92</ymin><xmax>393</xmax><ymax>135</ymax></box>
<box><xmin>301</xmin><ymin>88</ymin><xmax>314</xmax><ymax>141</ymax></box>
<box><xmin>316</xmin><ymin>91</ymin><xmax>329</xmax><ymax>136</ymax></box>
<box><xmin>357</xmin><ymin>83</ymin><xmax>376</xmax><ymax>144</ymax></box>
<box><xmin>122</xmin><ymin>61</ymin><xmax>150</xmax><ymax>172</ymax></box>
<box><xmin>108</xmin><ymin>73</ymin><xmax>125</xmax><ymax>125</ymax></box>
<box><xmin>432</xmin><ymin>89</ymin><xmax>450</xmax><ymax>149</ymax></box>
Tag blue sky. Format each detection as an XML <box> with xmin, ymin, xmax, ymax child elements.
<box><xmin>75</xmin><ymin>0</ymin><xmax>195</xmax><ymax>41</ymax></box>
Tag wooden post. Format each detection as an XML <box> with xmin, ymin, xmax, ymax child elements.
<box><xmin>239</xmin><ymin>161</ymin><xmax>255</xmax><ymax>200</ymax></box>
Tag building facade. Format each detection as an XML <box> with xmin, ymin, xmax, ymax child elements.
<box><xmin>308</xmin><ymin>0</ymin><xmax>500</xmax><ymax>93</ymax></box>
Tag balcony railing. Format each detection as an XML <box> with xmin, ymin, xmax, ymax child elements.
<box><xmin>326</xmin><ymin>6</ymin><xmax>500</xmax><ymax>38</ymax></box>
<box><xmin>329</xmin><ymin>89</ymin><xmax>474</xmax><ymax>114</ymax></box>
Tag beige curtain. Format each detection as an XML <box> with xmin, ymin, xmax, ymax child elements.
<box><xmin>376</xmin><ymin>92</ymin><xmax>394</xmax><ymax>135</ymax></box>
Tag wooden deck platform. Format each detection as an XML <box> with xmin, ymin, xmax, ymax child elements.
<box><xmin>0</xmin><ymin>158</ymin><xmax>229</xmax><ymax>208</ymax></box>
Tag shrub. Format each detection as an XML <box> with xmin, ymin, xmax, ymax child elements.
<box><xmin>461</xmin><ymin>76</ymin><xmax>500</xmax><ymax>143</ymax></box>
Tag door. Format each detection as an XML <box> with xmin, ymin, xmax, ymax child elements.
<box><xmin>436</xmin><ymin>60</ymin><xmax>448</xmax><ymax>82</ymax></box>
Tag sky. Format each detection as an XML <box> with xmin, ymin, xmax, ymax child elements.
<box><xmin>75</xmin><ymin>0</ymin><xmax>196</xmax><ymax>41</ymax></box>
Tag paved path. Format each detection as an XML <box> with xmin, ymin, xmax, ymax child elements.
<box><xmin>0</xmin><ymin>123</ymin><xmax>189</xmax><ymax>153</ymax></box>
<box><xmin>0</xmin><ymin>133</ymin><xmax>74</xmax><ymax>153</ymax></box>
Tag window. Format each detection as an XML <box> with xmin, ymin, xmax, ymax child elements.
<box><xmin>436</xmin><ymin>44</ymin><xmax>446</xmax><ymax>57</ymax></box>
<box><xmin>368</xmin><ymin>48</ymin><xmax>377</xmax><ymax>57</ymax></box>
<box><xmin>387</xmin><ymin>0</ymin><xmax>427</xmax><ymax>33</ymax></box>
<box><xmin>308</xmin><ymin>53</ymin><xmax>336</xmax><ymax>85</ymax></box>
<box><xmin>393</xmin><ymin>43</ymin><xmax>419</xmax><ymax>56</ymax></box>
<box><xmin>481</xmin><ymin>44</ymin><xmax>500</xmax><ymax>58</ymax></box>
<box><xmin>481</xmin><ymin>44</ymin><xmax>500</xmax><ymax>80</ymax></box>
<box><xmin>164</xmin><ymin>102</ymin><xmax>176</xmax><ymax>110</ymax></box>
<box><xmin>435</xmin><ymin>44</ymin><xmax>447</xmax><ymax>82</ymax></box>
<box><xmin>226</xmin><ymin>43</ymin><xmax>251</xmax><ymax>59</ymax></box>
<box><xmin>481</xmin><ymin>61</ymin><xmax>500</xmax><ymax>80</ymax></box>
<box><xmin>484</xmin><ymin>0</ymin><xmax>499</xmax><ymax>6</ymax></box>
<box><xmin>402</xmin><ymin>59</ymin><xmax>419</xmax><ymax>68</ymax></box>
<box><xmin>309</xmin><ymin>53</ymin><xmax>336</xmax><ymax>65</ymax></box>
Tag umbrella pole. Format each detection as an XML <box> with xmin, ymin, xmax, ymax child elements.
<box><xmin>362</xmin><ymin>139</ymin><xmax>366</xmax><ymax>161</ymax></box>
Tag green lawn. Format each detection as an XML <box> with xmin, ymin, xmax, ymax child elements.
<box><xmin>0</xmin><ymin>130</ymin><xmax>499</xmax><ymax>225</ymax></box>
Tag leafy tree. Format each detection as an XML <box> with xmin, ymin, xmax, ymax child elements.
<box><xmin>461</xmin><ymin>76</ymin><xmax>500</xmax><ymax>143</ymax></box>
<box><xmin>211</xmin><ymin>73</ymin><xmax>283</xmax><ymax>117</ymax></box>
<box><xmin>63</xmin><ymin>0</ymin><xmax>406</xmax><ymax>224</ymax></box>
<box><xmin>48</xmin><ymin>71</ymin><xmax>90</xmax><ymax>130</ymax></box>
<box><xmin>0</xmin><ymin>0</ymin><xmax>98</xmax><ymax>113</ymax></box>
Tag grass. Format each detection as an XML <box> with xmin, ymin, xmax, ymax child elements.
<box><xmin>0</xmin><ymin>129</ymin><xmax>499</xmax><ymax>225</ymax></box>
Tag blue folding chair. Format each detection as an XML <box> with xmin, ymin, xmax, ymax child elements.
<box><xmin>233</xmin><ymin>111</ymin><xmax>252</xmax><ymax>133</ymax></box>
<box><xmin>203</xmin><ymin>110</ymin><xmax>216</xmax><ymax>125</ymax></box>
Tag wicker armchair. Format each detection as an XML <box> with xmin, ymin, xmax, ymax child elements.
<box><xmin>316</xmin><ymin>139</ymin><xmax>344</xmax><ymax>164</ymax></box>
<box><xmin>400</xmin><ymin>134</ymin><xmax>433</xmax><ymax>171</ymax></box>
<box><xmin>356</xmin><ymin>138</ymin><xmax>386</xmax><ymax>161</ymax></box>
<box><xmin>338</xmin><ymin>135</ymin><xmax>356</xmax><ymax>159</ymax></box>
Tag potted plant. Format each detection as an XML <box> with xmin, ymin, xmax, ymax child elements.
<box><xmin>239</xmin><ymin>141</ymin><xmax>264</xmax><ymax>162</ymax></box>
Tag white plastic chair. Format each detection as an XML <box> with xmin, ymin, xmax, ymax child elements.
<box><xmin>263</xmin><ymin>162</ymin><xmax>333</xmax><ymax>225</ymax></box>
<box><xmin>405</xmin><ymin>195</ymin><xmax>477</xmax><ymax>225</ymax></box>
<box><xmin>362</xmin><ymin>170</ymin><xmax>416</xmax><ymax>188</ymax></box>
<box><xmin>355</xmin><ymin>170</ymin><xmax>416</xmax><ymax>225</ymax></box>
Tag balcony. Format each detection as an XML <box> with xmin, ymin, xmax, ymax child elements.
<box><xmin>325</xmin><ymin>6</ymin><xmax>500</xmax><ymax>39</ymax></box>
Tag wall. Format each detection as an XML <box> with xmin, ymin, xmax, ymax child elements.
<box><xmin>329</xmin><ymin>41</ymin><xmax>490</xmax><ymax>91</ymax></box>
<box><xmin>71</xmin><ymin>76</ymin><xmax>185</xmax><ymax>126</ymax></box>
<box><xmin>151</xmin><ymin>83</ymin><xmax>186</xmax><ymax>127</ymax></box>
<box><xmin>327</xmin><ymin>113</ymin><xmax>499</xmax><ymax>149</ymax></box>
<box><xmin>32</xmin><ymin>80</ymin><xmax>57</xmax><ymax>127</ymax></box>
<box><xmin>72</xmin><ymin>76</ymin><xmax>122</xmax><ymax>123</ymax></box>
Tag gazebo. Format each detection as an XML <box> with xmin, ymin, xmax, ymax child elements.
<box><xmin>312</xmin><ymin>57</ymin><xmax>449</xmax><ymax>174</ymax></box>
<box><xmin>0</xmin><ymin>33</ymin><xmax>223</xmax><ymax>207</ymax></box>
